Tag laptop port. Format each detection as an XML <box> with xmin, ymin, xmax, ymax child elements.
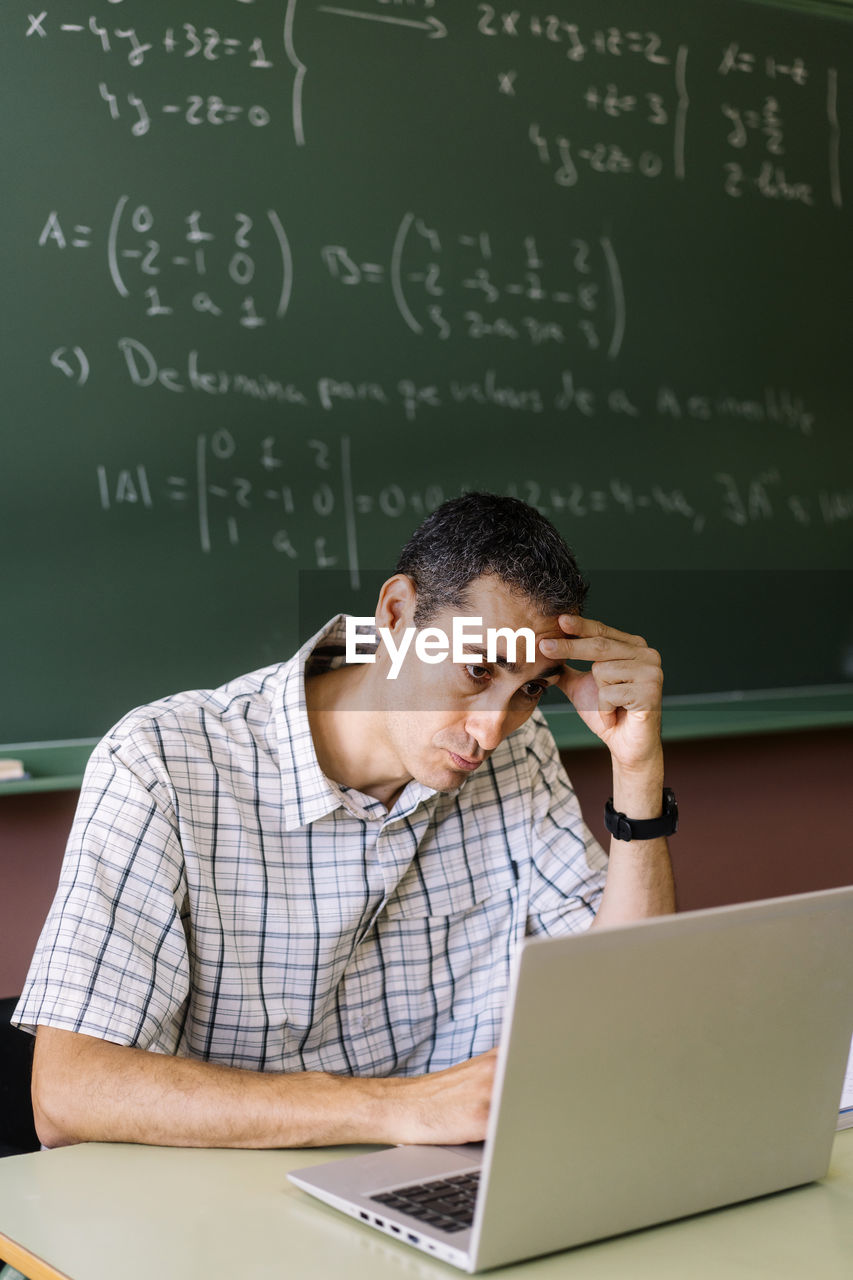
<box><xmin>407</xmin><ymin>1233</ymin><xmax>418</xmax><ymax>1244</ymax></box>
<box><xmin>359</xmin><ymin>1212</ymin><xmax>368</xmax><ymax>1221</ymax></box>
<box><xmin>389</xmin><ymin>1224</ymin><xmax>401</xmax><ymax>1234</ymax></box>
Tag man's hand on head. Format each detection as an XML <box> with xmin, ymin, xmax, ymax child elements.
<box><xmin>540</xmin><ymin>614</ymin><xmax>675</xmax><ymax>924</ymax></box>
<box><xmin>539</xmin><ymin>615</ymin><xmax>664</xmax><ymax>773</ymax></box>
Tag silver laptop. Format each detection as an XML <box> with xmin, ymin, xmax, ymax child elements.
<box><xmin>289</xmin><ymin>886</ymin><xmax>853</xmax><ymax>1272</ymax></box>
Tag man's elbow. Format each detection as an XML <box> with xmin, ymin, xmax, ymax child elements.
<box><xmin>31</xmin><ymin>1025</ymin><xmax>92</xmax><ymax>1148</ymax></box>
<box><xmin>32</xmin><ymin>1078</ymin><xmax>76</xmax><ymax>1148</ymax></box>
<box><xmin>32</xmin><ymin>1102</ymin><xmax>74</xmax><ymax>1149</ymax></box>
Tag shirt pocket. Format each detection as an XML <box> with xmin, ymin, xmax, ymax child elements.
<box><xmin>379</xmin><ymin>857</ymin><xmax>519</xmax><ymax>1027</ymax></box>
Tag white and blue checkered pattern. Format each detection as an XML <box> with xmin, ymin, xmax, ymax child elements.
<box><xmin>15</xmin><ymin>616</ymin><xmax>607</xmax><ymax>1076</ymax></box>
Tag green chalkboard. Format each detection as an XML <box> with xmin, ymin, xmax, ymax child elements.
<box><xmin>1</xmin><ymin>0</ymin><xmax>852</xmax><ymax>759</ymax></box>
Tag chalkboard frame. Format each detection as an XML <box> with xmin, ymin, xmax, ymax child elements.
<box><xmin>2</xmin><ymin>685</ymin><xmax>852</xmax><ymax>796</ymax></box>
<box><xmin>2</xmin><ymin>0</ymin><xmax>852</xmax><ymax>764</ymax></box>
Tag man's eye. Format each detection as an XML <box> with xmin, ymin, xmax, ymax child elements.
<box><xmin>521</xmin><ymin>682</ymin><xmax>546</xmax><ymax>700</ymax></box>
<box><xmin>464</xmin><ymin>664</ymin><xmax>490</xmax><ymax>683</ymax></box>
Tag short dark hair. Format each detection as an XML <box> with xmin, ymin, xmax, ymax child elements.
<box><xmin>395</xmin><ymin>492</ymin><xmax>588</xmax><ymax>624</ymax></box>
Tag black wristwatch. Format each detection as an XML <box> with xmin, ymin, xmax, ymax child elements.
<box><xmin>604</xmin><ymin>787</ymin><xmax>678</xmax><ymax>842</ymax></box>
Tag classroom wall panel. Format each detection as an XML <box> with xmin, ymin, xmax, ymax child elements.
<box><xmin>3</xmin><ymin>727</ymin><xmax>851</xmax><ymax>998</ymax></box>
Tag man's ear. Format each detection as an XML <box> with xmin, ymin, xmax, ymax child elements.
<box><xmin>375</xmin><ymin>574</ymin><xmax>418</xmax><ymax>633</ymax></box>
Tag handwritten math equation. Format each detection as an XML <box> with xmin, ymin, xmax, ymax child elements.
<box><xmin>23</xmin><ymin>12</ymin><xmax>275</xmax><ymax>70</ymax></box>
<box><xmin>93</xmin><ymin>425</ymin><xmax>851</xmax><ymax>571</ymax></box>
<box><xmin>38</xmin><ymin>200</ymin><xmax>293</xmax><ymax>330</ymax></box>
<box><xmin>479</xmin><ymin>12</ymin><xmax>842</xmax><ymax>208</ymax></box>
<box><xmin>23</xmin><ymin>6</ymin><xmax>278</xmax><ymax>136</ymax></box>
<box><xmin>36</xmin><ymin>202</ymin><xmax>621</xmax><ymax>352</ymax></box>
<box><xmin>322</xmin><ymin>214</ymin><xmax>625</xmax><ymax>356</ymax></box>
<box><xmin>18</xmin><ymin>3</ymin><xmax>846</xmax><ymax>210</ymax></box>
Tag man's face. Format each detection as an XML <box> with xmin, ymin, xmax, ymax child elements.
<box><xmin>377</xmin><ymin>575</ymin><xmax>568</xmax><ymax>792</ymax></box>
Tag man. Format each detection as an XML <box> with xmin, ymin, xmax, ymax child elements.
<box><xmin>15</xmin><ymin>493</ymin><xmax>675</xmax><ymax>1150</ymax></box>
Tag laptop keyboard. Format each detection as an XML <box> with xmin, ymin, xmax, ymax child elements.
<box><xmin>370</xmin><ymin>1170</ymin><xmax>481</xmax><ymax>1233</ymax></box>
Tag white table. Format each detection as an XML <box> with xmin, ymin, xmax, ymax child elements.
<box><xmin>1</xmin><ymin>1131</ymin><xmax>852</xmax><ymax>1279</ymax></box>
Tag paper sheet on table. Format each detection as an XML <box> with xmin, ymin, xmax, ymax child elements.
<box><xmin>838</xmin><ymin>1034</ymin><xmax>853</xmax><ymax>1130</ymax></box>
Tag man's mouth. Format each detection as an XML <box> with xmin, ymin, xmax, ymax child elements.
<box><xmin>447</xmin><ymin>751</ymin><xmax>483</xmax><ymax>772</ymax></box>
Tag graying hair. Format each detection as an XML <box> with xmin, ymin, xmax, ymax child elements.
<box><xmin>395</xmin><ymin>493</ymin><xmax>588</xmax><ymax>625</ymax></box>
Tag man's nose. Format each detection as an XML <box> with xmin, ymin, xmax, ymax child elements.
<box><xmin>465</xmin><ymin>704</ymin><xmax>511</xmax><ymax>753</ymax></box>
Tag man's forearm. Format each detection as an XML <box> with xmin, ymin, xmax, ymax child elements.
<box><xmin>33</xmin><ymin>1026</ymin><xmax>397</xmax><ymax>1149</ymax></box>
<box><xmin>591</xmin><ymin>757</ymin><xmax>676</xmax><ymax>928</ymax></box>
<box><xmin>32</xmin><ymin>1025</ymin><xmax>496</xmax><ymax>1150</ymax></box>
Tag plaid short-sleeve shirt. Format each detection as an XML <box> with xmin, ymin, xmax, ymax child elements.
<box><xmin>15</xmin><ymin>616</ymin><xmax>608</xmax><ymax>1076</ymax></box>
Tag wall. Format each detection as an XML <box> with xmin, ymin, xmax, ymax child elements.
<box><xmin>567</xmin><ymin>725</ymin><xmax>853</xmax><ymax>909</ymax></box>
<box><xmin>2</xmin><ymin>726</ymin><xmax>851</xmax><ymax>999</ymax></box>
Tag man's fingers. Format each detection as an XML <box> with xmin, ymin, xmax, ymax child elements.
<box><xmin>591</xmin><ymin>661</ymin><xmax>665</xmax><ymax>688</ymax></box>
<box><xmin>597</xmin><ymin>682</ymin><xmax>661</xmax><ymax>714</ymax></box>
<box><xmin>543</xmin><ymin>636</ymin><xmax>658</xmax><ymax>664</ymax></box>
<box><xmin>407</xmin><ymin>1048</ymin><xmax>498</xmax><ymax>1145</ymax></box>
<box><xmin>541</xmin><ymin>637</ymin><xmax>660</xmax><ymax>669</ymax></box>
<box><xmin>539</xmin><ymin>615</ymin><xmax>654</xmax><ymax>665</ymax></box>
<box><xmin>559</xmin><ymin>614</ymin><xmax>647</xmax><ymax>646</ymax></box>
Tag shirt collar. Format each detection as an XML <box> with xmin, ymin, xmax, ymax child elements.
<box><xmin>275</xmin><ymin>615</ymin><xmax>348</xmax><ymax>830</ymax></box>
<box><xmin>274</xmin><ymin>614</ymin><xmax>444</xmax><ymax>831</ymax></box>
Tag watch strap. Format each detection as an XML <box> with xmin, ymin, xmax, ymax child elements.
<box><xmin>604</xmin><ymin>787</ymin><xmax>678</xmax><ymax>842</ymax></box>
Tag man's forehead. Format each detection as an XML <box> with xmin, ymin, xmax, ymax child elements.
<box><xmin>457</xmin><ymin>639</ymin><xmax>561</xmax><ymax>674</ymax></box>
<box><xmin>433</xmin><ymin>603</ymin><xmax>569</xmax><ymax>646</ymax></box>
<box><xmin>413</xmin><ymin>576</ymin><xmax>573</xmax><ymax>675</ymax></box>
